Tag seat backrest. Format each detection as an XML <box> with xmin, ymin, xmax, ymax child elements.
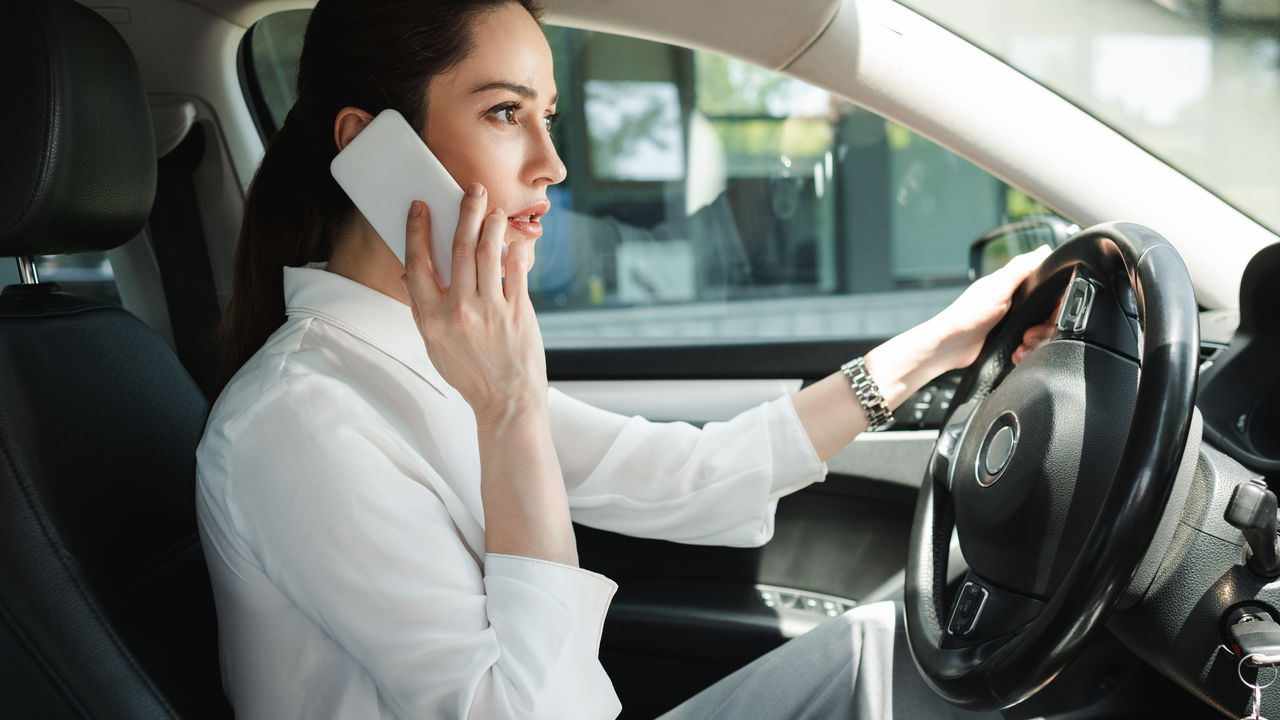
<box><xmin>0</xmin><ymin>1</ymin><xmax>230</xmax><ymax>717</ymax></box>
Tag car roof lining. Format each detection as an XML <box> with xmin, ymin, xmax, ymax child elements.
<box><xmin>167</xmin><ymin>0</ymin><xmax>842</xmax><ymax>73</ymax></box>
<box><xmin>174</xmin><ymin>0</ymin><xmax>843</xmax><ymax>75</ymax></box>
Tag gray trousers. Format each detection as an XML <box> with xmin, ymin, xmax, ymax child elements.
<box><xmin>658</xmin><ymin>601</ymin><xmax>1002</xmax><ymax>720</ymax></box>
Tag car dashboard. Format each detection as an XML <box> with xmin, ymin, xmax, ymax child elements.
<box><xmin>1199</xmin><ymin>243</ymin><xmax>1280</xmax><ymax>480</ymax></box>
<box><xmin>1104</xmin><ymin>242</ymin><xmax>1280</xmax><ymax>717</ymax></box>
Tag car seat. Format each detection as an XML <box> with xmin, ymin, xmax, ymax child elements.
<box><xmin>0</xmin><ymin>0</ymin><xmax>231</xmax><ymax>717</ymax></box>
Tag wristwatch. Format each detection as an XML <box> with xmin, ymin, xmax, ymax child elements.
<box><xmin>840</xmin><ymin>357</ymin><xmax>896</xmax><ymax>431</ymax></box>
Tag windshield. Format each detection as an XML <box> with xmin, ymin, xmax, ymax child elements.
<box><xmin>900</xmin><ymin>0</ymin><xmax>1280</xmax><ymax>235</ymax></box>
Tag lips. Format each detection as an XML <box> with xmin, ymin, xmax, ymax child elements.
<box><xmin>507</xmin><ymin>200</ymin><xmax>550</xmax><ymax>238</ymax></box>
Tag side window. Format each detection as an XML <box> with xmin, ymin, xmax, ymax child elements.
<box><xmin>244</xmin><ymin>9</ymin><xmax>309</xmax><ymax>134</ymax></box>
<box><xmin>242</xmin><ymin>15</ymin><xmax>1060</xmax><ymax>348</ymax></box>
<box><xmin>536</xmin><ymin>27</ymin><xmax>1057</xmax><ymax>348</ymax></box>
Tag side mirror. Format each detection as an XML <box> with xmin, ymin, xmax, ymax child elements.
<box><xmin>969</xmin><ymin>216</ymin><xmax>1078</xmax><ymax>280</ymax></box>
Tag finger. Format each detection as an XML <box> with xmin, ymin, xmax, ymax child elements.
<box><xmin>1023</xmin><ymin>324</ymin><xmax>1053</xmax><ymax>351</ymax></box>
<box><xmin>475</xmin><ymin>209</ymin><xmax>507</xmax><ymax>300</ymax></box>
<box><xmin>1012</xmin><ymin>337</ymin><xmax>1043</xmax><ymax>364</ymax></box>
<box><xmin>1025</xmin><ymin>318</ymin><xmax>1055</xmax><ymax>338</ymax></box>
<box><xmin>402</xmin><ymin>201</ymin><xmax>442</xmax><ymax>305</ymax></box>
<box><xmin>503</xmin><ymin>240</ymin><xmax>531</xmax><ymax>303</ymax></box>
<box><xmin>451</xmin><ymin>183</ymin><xmax>488</xmax><ymax>296</ymax></box>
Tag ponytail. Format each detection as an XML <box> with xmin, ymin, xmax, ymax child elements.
<box><xmin>214</xmin><ymin>102</ymin><xmax>349</xmax><ymax>391</ymax></box>
<box><xmin>214</xmin><ymin>0</ymin><xmax>543</xmax><ymax>394</ymax></box>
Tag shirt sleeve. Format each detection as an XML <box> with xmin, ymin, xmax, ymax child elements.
<box><xmin>548</xmin><ymin>386</ymin><xmax>828</xmax><ymax>547</ymax></box>
<box><xmin>215</xmin><ymin>376</ymin><xmax>621</xmax><ymax>720</ymax></box>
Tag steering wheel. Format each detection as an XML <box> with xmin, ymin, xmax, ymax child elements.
<box><xmin>904</xmin><ymin>222</ymin><xmax>1200</xmax><ymax>709</ymax></box>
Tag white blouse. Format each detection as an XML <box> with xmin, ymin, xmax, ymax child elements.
<box><xmin>195</xmin><ymin>267</ymin><xmax>828</xmax><ymax>720</ymax></box>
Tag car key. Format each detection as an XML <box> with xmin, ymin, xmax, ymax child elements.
<box><xmin>1229</xmin><ymin>608</ymin><xmax>1280</xmax><ymax>664</ymax></box>
<box><xmin>1239</xmin><ymin>654</ymin><xmax>1276</xmax><ymax>720</ymax></box>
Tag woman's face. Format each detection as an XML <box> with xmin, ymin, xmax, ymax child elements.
<box><xmin>424</xmin><ymin>3</ymin><xmax>566</xmax><ymax>248</ymax></box>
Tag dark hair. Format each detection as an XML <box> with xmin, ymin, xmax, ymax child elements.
<box><xmin>215</xmin><ymin>0</ymin><xmax>542</xmax><ymax>392</ymax></box>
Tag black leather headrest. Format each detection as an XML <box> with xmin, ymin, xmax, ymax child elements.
<box><xmin>0</xmin><ymin>0</ymin><xmax>156</xmax><ymax>258</ymax></box>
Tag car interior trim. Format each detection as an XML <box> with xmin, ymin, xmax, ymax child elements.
<box><xmin>552</xmin><ymin>379</ymin><xmax>804</xmax><ymax>423</ymax></box>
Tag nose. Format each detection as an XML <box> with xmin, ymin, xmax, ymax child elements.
<box><xmin>525</xmin><ymin>125</ymin><xmax>567</xmax><ymax>187</ymax></box>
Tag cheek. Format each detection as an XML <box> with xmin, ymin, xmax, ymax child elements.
<box><xmin>426</xmin><ymin>113</ymin><xmax>531</xmax><ymax>218</ymax></box>
<box><xmin>427</xmin><ymin>119</ymin><xmax>500</xmax><ymax>191</ymax></box>
<box><xmin>468</xmin><ymin>146</ymin><xmax>524</xmax><ymax>214</ymax></box>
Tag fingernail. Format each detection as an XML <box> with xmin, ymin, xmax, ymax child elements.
<box><xmin>468</xmin><ymin>183</ymin><xmax>485</xmax><ymax>197</ymax></box>
<box><xmin>492</xmin><ymin>208</ymin><xmax>505</xmax><ymax>218</ymax></box>
<box><xmin>409</xmin><ymin>202</ymin><xmax>422</xmax><ymax>218</ymax></box>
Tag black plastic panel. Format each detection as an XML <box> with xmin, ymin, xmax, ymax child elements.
<box><xmin>1199</xmin><ymin>242</ymin><xmax>1280</xmax><ymax>474</ymax></box>
<box><xmin>1108</xmin><ymin>444</ymin><xmax>1270</xmax><ymax>718</ymax></box>
<box><xmin>547</xmin><ymin>338</ymin><xmax>883</xmax><ymax>381</ymax></box>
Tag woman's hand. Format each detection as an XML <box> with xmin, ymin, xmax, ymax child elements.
<box><xmin>794</xmin><ymin>245</ymin><xmax>1054</xmax><ymax>460</ymax></box>
<box><xmin>1011</xmin><ymin>294</ymin><xmax>1064</xmax><ymax>365</ymax></box>
<box><xmin>401</xmin><ymin>184</ymin><xmax>576</xmax><ymax>565</ymax></box>
<box><xmin>400</xmin><ymin>183</ymin><xmax>546</xmax><ymax>424</ymax></box>
<box><xmin>925</xmin><ymin>245</ymin><xmax>1053</xmax><ymax>372</ymax></box>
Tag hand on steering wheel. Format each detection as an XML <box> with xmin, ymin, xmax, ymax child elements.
<box><xmin>904</xmin><ymin>222</ymin><xmax>1200</xmax><ymax>710</ymax></box>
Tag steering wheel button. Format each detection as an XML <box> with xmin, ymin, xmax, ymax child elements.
<box><xmin>947</xmin><ymin>582</ymin><xmax>989</xmax><ymax>638</ymax></box>
<box><xmin>1055</xmin><ymin>276</ymin><xmax>1096</xmax><ymax>334</ymax></box>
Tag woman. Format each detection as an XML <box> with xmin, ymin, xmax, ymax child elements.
<box><xmin>197</xmin><ymin>0</ymin><xmax>1052</xmax><ymax>717</ymax></box>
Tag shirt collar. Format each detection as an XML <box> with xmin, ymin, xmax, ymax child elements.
<box><xmin>282</xmin><ymin>266</ymin><xmax>453</xmax><ymax>398</ymax></box>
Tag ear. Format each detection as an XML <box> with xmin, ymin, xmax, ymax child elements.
<box><xmin>333</xmin><ymin>107</ymin><xmax>375</xmax><ymax>152</ymax></box>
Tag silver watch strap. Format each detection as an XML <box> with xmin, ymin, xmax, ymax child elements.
<box><xmin>840</xmin><ymin>356</ymin><xmax>896</xmax><ymax>431</ymax></box>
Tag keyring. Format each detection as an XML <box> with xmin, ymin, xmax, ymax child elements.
<box><xmin>1239</xmin><ymin>654</ymin><xmax>1280</xmax><ymax>690</ymax></box>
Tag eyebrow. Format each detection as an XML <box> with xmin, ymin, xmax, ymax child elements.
<box><xmin>471</xmin><ymin>81</ymin><xmax>558</xmax><ymax>105</ymax></box>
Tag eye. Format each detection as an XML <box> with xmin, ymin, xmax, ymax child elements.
<box><xmin>543</xmin><ymin>112</ymin><xmax>560</xmax><ymax>132</ymax></box>
<box><xmin>489</xmin><ymin>103</ymin><xmax>520</xmax><ymax>125</ymax></box>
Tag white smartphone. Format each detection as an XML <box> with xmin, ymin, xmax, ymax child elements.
<box><xmin>330</xmin><ymin>108</ymin><xmax>463</xmax><ymax>286</ymax></box>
